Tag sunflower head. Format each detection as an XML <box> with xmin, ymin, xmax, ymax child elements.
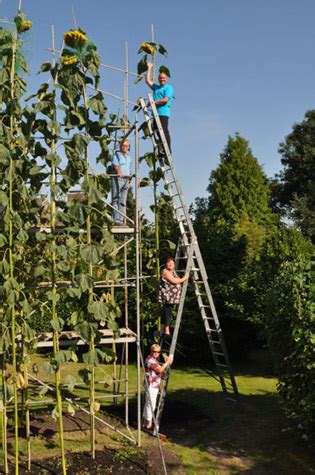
<box><xmin>64</xmin><ymin>29</ymin><xmax>88</xmax><ymax>49</ymax></box>
<box><xmin>139</xmin><ymin>42</ymin><xmax>156</xmax><ymax>56</ymax></box>
<box><xmin>62</xmin><ymin>55</ymin><xmax>78</xmax><ymax>66</ymax></box>
<box><xmin>17</xmin><ymin>21</ymin><xmax>33</xmax><ymax>33</ymax></box>
<box><xmin>14</xmin><ymin>11</ymin><xmax>33</xmax><ymax>34</ymax></box>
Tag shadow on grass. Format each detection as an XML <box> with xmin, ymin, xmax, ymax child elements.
<box><xmin>109</xmin><ymin>388</ymin><xmax>314</xmax><ymax>474</ymax></box>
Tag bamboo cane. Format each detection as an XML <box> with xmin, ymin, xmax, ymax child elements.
<box><xmin>23</xmin><ymin>365</ymin><xmax>31</xmax><ymax>471</ymax></box>
<box><xmin>1</xmin><ymin>355</ymin><xmax>8</xmax><ymax>474</ymax></box>
<box><xmin>50</xmin><ymin>25</ymin><xmax>67</xmax><ymax>475</ymax></box>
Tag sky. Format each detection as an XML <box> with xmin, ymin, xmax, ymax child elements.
<box><xmin>1</xmin><ymin>0</ymin><xmax>315</xmax><ymax>216</ymax></box>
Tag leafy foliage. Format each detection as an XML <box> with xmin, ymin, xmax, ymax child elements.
<box><xmin>275</xmin><ymin>110</ymin><xmax>315</xmax><ymax>242</ymax></box>
<box><xmin>263</xmin><ymin>259</ymin><xmax>315</xmax><ymax>442</ymax></box>
<box><xmin>0</xmin><ymin>12</ymin><xmax>123</xmax><ymax>468</ymax></box>
<box><xmin>136</xmin><ymin>41</ymin><xmax>169</xmax><ymax>83</ymax></box>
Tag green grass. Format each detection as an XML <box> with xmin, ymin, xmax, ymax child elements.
<box><xmin>0</xmin><ymin>353</ymin><xmax>313</xmax><ymax>474</ymax></box>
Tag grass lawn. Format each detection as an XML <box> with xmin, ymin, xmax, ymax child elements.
<box><xmin>0</xmin><ymin>351</ymin><xmax>314</xmax><ymax>474</ymax></box>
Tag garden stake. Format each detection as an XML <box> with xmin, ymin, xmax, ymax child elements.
<box><xmin>50</xmin><ymin>24</ymin><xmax>67</xmax><ymax>474</ymax></box>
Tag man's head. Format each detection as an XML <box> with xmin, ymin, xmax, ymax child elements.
<box><xmin>120</xmin><ymin>139</ymin><xmax>130</xmax><ymax>154</ymax></box>
<box><xmin>158</xmin><ymin>72</ymin><xmax>168</xmax><ymax>86</ymax></box>
<box><xmin>150</xmin><ymin>343</ymin><xmax>161</xmax><ymax>356</ymax></box>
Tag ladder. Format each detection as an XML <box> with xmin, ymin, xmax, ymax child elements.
<box><xmin>139</xmin><ymin>95</ymin><xmax>239</xmax><ymax>431</ymax></box>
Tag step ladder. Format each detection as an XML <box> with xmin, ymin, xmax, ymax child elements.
<box><xmin>139</xmin><ymin>95</ymin><xmax>239</xmax><ymax>431</ymax></box>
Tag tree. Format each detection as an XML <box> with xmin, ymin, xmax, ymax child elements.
<box><xmin>277</xmin><ymin>110</ymin><xmax>315</xmax><ymax>242</ymax></box>
<box><xmin>207</xmin><ymin>133</ymin><xmax>274</xmax><ymax>227</ymax></box>
<box><xmin>262</xmin><ymin>258</ymin><xmax>315</xmax><ymax>442</ymax></box>
<box><xmin>189</xmin><ymin>134</ymin><xmax>277</xmax><ymax>356</ymax></box>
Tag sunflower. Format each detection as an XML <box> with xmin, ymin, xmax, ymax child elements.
<box><xmin>64</xmin><ymin>29</ymin><xmax>88</xmax><ymax>49</ymax></box>
<box><xmin>17</xmin><ymin>21</ymin><xmax>32</xmax><ymax>33</ymax></box>
<box><xmin>62</xmin><ymin>55</ymin><xmax>78</xmax><ymax>66</ymax></box>
<box><xmin>139</xmin><ymin>42</ymin><xmax>156</xmax><ymax>56</ymax></box>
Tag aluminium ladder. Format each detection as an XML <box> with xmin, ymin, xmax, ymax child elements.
<box><xmin>139</xmin><ymin>94</ymin><xmax>238</xmax><ymax>432</ymax></box>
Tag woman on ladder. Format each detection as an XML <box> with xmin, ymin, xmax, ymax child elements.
<box><xmin>159</xmin><ymin>257</ymin><xmax>189</xmax><ymax>340</ymax></box>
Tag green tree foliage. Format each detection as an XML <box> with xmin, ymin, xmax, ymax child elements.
<box><xmin>276</xmin><ymin>110</ymin><xmax>315</xmax><ymax>242</ymax></box>
<box><xmin>191</xmin><ymin>132</ymin><xmax>315</xmax><ymax>442</ymax></box>
<box><xmin>207</xmin><ymin>133</ymin><xmax>274</xmax><ymax>227</ymax></box>
<box><xmin>192</xmin><ymin>134</ymin><xmax>275</xmax><ymax>327</ymax></box>
<box><xmin>263</xmin><ymin>259</ymin><xmax>315</xmax><ymax>442</ymax></box>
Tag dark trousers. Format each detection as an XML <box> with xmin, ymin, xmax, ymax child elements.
<box><xmin>157</xmin><ymin>115</ymin><xmax>171</xmax><ymax>153</ymax></box>
<box><xmin>161</xmin><ymin>303</ymin><xmax>174</xmax><ymax>325</ymax></box>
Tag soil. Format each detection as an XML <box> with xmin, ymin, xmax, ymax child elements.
<box><xmin>3</xmin><ymin>410</ymin><xmax>182</xmax><ymax>475</ymax></box>
<box><xmin>2</xmin><ymin>395</ymin><xmax>314</xmax><ymax>474</ymax></box>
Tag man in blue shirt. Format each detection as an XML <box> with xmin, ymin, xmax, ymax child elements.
<box><xmin>111</xmin><ymin>139</ymin><xmax>132</xmax><ymax>226</ymax></box>
<box><xmin>146</xmin><ymin>62</ymin><xmax>174</xmax><ymax>153</ymax></box>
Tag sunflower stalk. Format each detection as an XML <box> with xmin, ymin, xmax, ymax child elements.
<box><xmin>9</xmin><ymin>28</ymin><xmax>20</xmax><ymax>475</ymax></box>
<box><xmin>50</xmin><ymin>131</ymin><xmax>67</xmax><ymax>475</ymax></box>
<box><xmin>82</xmin><ymin>82</ymin><xmax>96</xmax><ymax>459</ymax></box>
<box><xmin>153</xmin><ymin>164</ymin><xmax>161</xmax><ymax>329</ymax></box>
<box><xmin>50</xmin><ymin>35</ymin><xmax>67</xmax><ymax>473</ymax></box>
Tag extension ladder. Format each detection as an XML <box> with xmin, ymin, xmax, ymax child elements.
<box><xmin>139</xmin><ymin>95</ymin><xmax>238</xmax><ymax>432</ymax></box>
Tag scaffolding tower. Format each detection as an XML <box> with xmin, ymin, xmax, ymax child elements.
<box><xmin>1</xmin><ymin>28</ymin><xmax>238</xmax><ymax>475</ymax></box>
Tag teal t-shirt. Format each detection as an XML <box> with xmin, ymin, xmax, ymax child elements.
<box><xmin>152</xmin><ymin>83</ymin><xmax>174</xmax><ymax>117</ymax></box>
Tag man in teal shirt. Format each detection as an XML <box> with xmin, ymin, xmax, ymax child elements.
<box><xmin>146</xmin><ymin>62</ymin><xmax>174</xmax><ymax>153</ymax></box>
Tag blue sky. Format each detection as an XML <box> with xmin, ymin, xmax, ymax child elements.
<box><xmin>1</xmin><ymin>0</ymin><xmax>315</xmax><ymax>215</ymax></box>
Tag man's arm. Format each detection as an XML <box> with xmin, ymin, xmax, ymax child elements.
<box><xmin>154</xmin><ymin>97</ymin><xmax>169</xmax><ymax>106</ymax></box>
<box><xmin>114</xmin><ymin>164</ymin><xmax>123</xmax><ymax>177</ymax></box>
<box><xmin>146</xmin><ymin>61</ymin><xmax>154</xmax><ymax>88</ymax></box>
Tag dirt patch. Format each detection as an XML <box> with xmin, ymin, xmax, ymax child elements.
<box><xmin>4</xmin><ymin>409</ymin><xmax>182</xmax><ymax>475</ymax></box>
<box><xmin>4</xmin><ymin>448</ymin><xmax>147</xmax><ymax>474</ymax></box>
<box><xmin>4</xmin><ymin>445</ymin><xmax>181</xmax><ymax>475</ymax></box>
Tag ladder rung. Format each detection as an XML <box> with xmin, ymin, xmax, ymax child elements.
<box><xmin>217</xmin><ymin>363</ymin><xmax>228</xmax><ymax>368</ymax></box>
<box><xmin>212</xmin><ymin>351</ymin><xmax>224</xmax><ymax>356</ymax></box>
<box><xmin>206</xmin><ymin>329</ymin><xmax>218</xmax><ymax>333</ymax></box>
<box><xmin>191</xmin><ymin>267</ymin><xmax>200</xmax><ymax>271</ymax></box>
<box><xmin>200</xmin><ymin>305</ymin><xmax>211</xmax><ymax>308</ymax></box>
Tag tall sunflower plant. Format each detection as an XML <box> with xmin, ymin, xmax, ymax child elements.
<box><xmin>136</xmin><ymin>41</ymin><xmax>170</xmax><ymax>83</ymax></box>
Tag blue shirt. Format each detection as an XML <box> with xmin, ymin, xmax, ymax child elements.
<box><xmin>112</xmin><ymin>151</ymin><xmax>132</xmax><ymax>176</ymax></box>
<box><xmin>152</xmin><ymin>83</ymin><xmax>174</xmax><ymax>117</ymax></box>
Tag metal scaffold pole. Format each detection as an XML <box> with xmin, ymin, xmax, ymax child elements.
<box><xmin>135</xmin><ymin>115</ymin><xmax>142</xmax><ymax>447</ymax></box>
